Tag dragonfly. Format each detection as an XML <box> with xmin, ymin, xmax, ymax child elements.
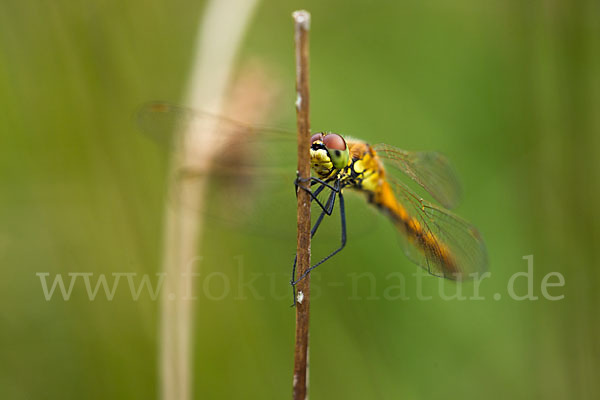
<box><xmin>137</xmin><ymin>102</ymin><xmax>488</xmax><ymax>302</ymax></box>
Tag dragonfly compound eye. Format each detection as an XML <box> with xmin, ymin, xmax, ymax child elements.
<box><xmin>310</xmin><ymin>133</ymin><xmax>324</xmax><ymax>144</ymax></box>
<box><xmin>323</xmin><ymin>133</ymin><xmax>350</xmax><ymax>170</ymax></box>
<box><xmin>323</xmin><ymin>133</ymin><xmax>346</xmax><ymax>151</ymax></box>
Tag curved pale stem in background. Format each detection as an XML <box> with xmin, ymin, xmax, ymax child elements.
<box><xmin>159</xmin><ymin>1</ymin><xmax>261</xmax><ymax>400</ymax></box>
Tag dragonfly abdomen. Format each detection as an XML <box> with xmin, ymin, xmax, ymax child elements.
<box><xmin>371</xmin><ymin>180</ymin><xmax>460</xmax><ymax>277</ymax></box>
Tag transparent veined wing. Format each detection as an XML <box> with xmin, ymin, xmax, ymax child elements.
<box><xmin>373</xmin><ymin>143</ymin><xmax>462</xmax><ymax>209</ymax></box>
<box><xmin>137</xmin><ymin>101</ymin><xmax>300</xmax><ymax>234</ymax></box>
<box><xmin>383</xmin><ymin>174</ymin><xmax>487</xmax><ymax>280</ymax></box>
<box><xmin>136</xmin><ymin>102</ymin><xmax>378</xmax><ymax>238</ymax></box>
<box><xmin>137</xmin><ymin>101</ymin><xmax>298</xmax><ymax>175</ymax></box>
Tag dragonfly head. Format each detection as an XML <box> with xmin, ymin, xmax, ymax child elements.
<box><xmin>310</xmin><ymin>132</ymin><xmax>350</xmax><ymax>172</ymax></box>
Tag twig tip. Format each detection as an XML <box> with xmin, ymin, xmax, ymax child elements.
<box><xmin>292</xmin><ymin>10</ymin><xmax>311</xmax><ymax>29</ymax></box>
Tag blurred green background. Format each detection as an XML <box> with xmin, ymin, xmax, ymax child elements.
<box><xmin>1</xmin><ymin>0</ymin><xmax>599</xmax><ymax>399</ymax></box>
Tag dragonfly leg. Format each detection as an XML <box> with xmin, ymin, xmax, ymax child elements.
<box><xmin>290</xmin><ymin>188</ymin><xmax>338</xmax><ymax>306</ymax></box>
<box><xmin>295</xmin><ymin>173</ymin><xmax>339</xmax><ymax>191</ymax></box>
<box><xmin>309</xmin><ymin>176</ymin><xmax>339</xmax><ymax>191</ymax></box>
<box><xmin>291</xmin><ymin>191</ymin><xmax>347</xmax><ymax>287</ymax></box>
<box><xmin>295</xmin><ymin>175</ymin><xmax>339</xmax><ymax>215</ymax></box>
<box><xmin>310</xmin><ymin>179</ymin><xmax>341</xmax><ymax>233</ymax></box>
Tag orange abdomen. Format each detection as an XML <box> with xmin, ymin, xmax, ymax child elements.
<box><xmin>372</xmin><ymin>180</ymin><xmax>459</xmax><ymax>275</ymax></box>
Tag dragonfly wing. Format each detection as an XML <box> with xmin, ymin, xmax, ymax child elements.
<box><xmin>373</xmin><ymin>143</ymin><xmax>462</xmax><ymax>209</ymax></box>
<box><xmin>137</xmin><ymin>101</ymin><xmax>297</xmax><ymax>176</ymax></box>
<box><xmin>136</xmin><ymin>101</ymin><xmax>299</xmax><ymax>235</ymax></box>
<box><xmin>383</xmin><ymin>175</ymin><xmax>487</xmax><ymax>280</ymax></box>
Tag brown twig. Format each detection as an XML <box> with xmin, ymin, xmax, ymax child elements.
<box><xmin>292</xmin><ymin>9</ymin><xmax>311</xmax><ymax>400</ymax></box>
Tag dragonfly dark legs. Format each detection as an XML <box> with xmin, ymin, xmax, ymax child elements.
<box><xmin>290</xmin><ymin>176</ymin><xmax>348</xmax><ymax>306</ymax></box>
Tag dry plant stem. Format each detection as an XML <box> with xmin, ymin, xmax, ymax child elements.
<box><xmin>292</xmin><ymin>10</ymin><xmax>312</xmax><ymax>400</ymax></box>
<box><xmin>158</xmin><ymin>1</ymin><xmax>259</xmax><ymax>400</ymax></box>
